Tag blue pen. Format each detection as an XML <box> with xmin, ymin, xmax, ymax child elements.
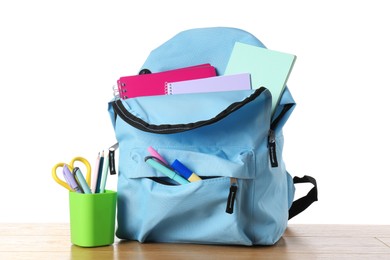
<box><xmin>145</xmin><ymin>156</ymin><xmax>189</xmax><ymax>185</ymax></box>
<box><xmin>95</xmin><ymin>150</ymin><xmax>104</xmax><ymax>193</ymax></box>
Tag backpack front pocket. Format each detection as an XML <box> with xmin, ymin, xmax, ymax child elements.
<box><xmin>116</xmin><ymin>146</ymin><xmax>256</xmax><ymax>245</ymax></box>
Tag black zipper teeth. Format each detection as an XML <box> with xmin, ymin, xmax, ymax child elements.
<box><xmin>270</xmin><ymin>103</ymin><xmax>294</xmax><ymax>130</ymax></box>
<box><xmin>268</xmin><ymin>103</ymin><xmax>294</xmax><ymax>168</ymax></box>
<box><xmin>112</xmin><ymin>87</ymin><xmax>267</xmax><ymax>134</ymax></box>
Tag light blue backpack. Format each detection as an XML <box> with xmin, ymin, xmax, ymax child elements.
<box><xmin>108</xmin><ymin>27</ymin><xmax>317</xmax><ymax>245</ymax></box>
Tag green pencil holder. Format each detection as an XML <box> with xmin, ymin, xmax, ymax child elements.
<box><xmin>69</xmin><ymin>190</ymin><xmax>117</xmax><ymax>247</ymax></box>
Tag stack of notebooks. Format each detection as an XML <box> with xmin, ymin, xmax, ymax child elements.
<box><xmin>115</xmin><ymin>42</ymin><xmax>296</xmax><ymax>115</ymax></box>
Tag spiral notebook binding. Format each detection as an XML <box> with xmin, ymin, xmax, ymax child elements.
<box><xmin>114</xmin><ymin>82</ymin><xmax>129</xmax><ymax>99</ymax></box>
<box><xmin>164</xmin><ymin>82</ymin><xmax>173</xmax><ymax>95</ymax></box>
<box><xmin>112</xmin><ymin>84</ymin><xmax>120</xmax><ymax>99</ymax></box>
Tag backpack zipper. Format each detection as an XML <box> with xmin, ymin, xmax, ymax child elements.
<box><xmin>226</xmin><ymin>177</ymin><xmax>238</xmax><ymax>214</ymax></box>
<box><xmin>268</xmin><ymin>103</ymin><xmax>295</xmax><ymax>168</ymax></box>
<box><xmin>111</xmin><ymin>87</ymin><xmax>266</xmax><ymax>134</ymax></box>
<box><xmin>268</xmin><ymin>129</ymin><xmax>278</xmax><ymax>167</ymax></box>
<box><xmin>108</xmin><ymin>143</ymin><xmax>119</xmax><ymax>175</ymax></box>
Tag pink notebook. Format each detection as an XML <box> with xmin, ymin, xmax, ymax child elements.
<box><xmin>117</xmin><ymin>64</ymin><xmax>216</xmax><ymax>99</ymax></box>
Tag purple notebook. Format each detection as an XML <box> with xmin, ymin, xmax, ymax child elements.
<box><xmin>165</xmin><ymin>73</ymin><xmax>251</xmax><ymax>95</ymax></box>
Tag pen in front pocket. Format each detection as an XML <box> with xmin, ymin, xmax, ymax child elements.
<box><xmin>144</xmin><ymin>156</ymin><xmax>189</xmax><ymax>185</ymax></box>
<box><xmin>147</xmin><ymin>146</ymin><xmax>169</xmax><ymax>165</ymax></box>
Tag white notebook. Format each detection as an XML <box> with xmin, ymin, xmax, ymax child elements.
<box><xmin>166</xmin><ymin>73</ymin><xmax>251</xmax><ymax>95</ymax></box>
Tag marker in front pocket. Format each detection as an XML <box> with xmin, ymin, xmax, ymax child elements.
<box><xmin>171</xmin><ymin>159</ymin><xmax>202</xmax><ymax>182</ymax></box>
<box><xmin>144</xmin><ymin>156</ymin><xmax>190</xmax><ymax>185</ymax></box>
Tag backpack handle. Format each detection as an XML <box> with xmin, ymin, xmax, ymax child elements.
<box><xmin>289</xmin><ymin>175</ymin><xmax>318</xmax><ymax>219</ymax></box>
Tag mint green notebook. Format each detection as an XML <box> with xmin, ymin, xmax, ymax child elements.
<box><xmin>224</xmin><ymin>42</ymin><xmax>296</xmax><ymax>115</ymax></box>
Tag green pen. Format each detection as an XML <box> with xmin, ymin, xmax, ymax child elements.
<box><xmin>73</xmin><ymin>167</ymin><xmax>92</xmax><ymax>194</ymax></box>
<box><xmin>145</xmin><ymin>156</ymin><xmax>190</xmax><ymax>185</ymax></box>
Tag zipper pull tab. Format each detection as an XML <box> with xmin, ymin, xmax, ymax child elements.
<box><xmin>226</xmin><ymin>178</ymin><xmax>238</xmax><ymax>214</ymax></box>
<box><xmin>108</xmin><ymin>143</ymin><xmax>119</xmax><ymax>175</ymax></box>
<box><xmin>268</xmin><ymin>129</ymin><xmax>278</xmax><ymax>167</ymax></box>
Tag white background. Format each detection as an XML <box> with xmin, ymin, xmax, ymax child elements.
<box><xmin>1</xmin><ymin>0</ymin><xmax>389</xmax><ymax>224</ymax></box>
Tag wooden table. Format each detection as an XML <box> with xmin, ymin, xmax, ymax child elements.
<box><xmin>1</xmin><ymin>224</ymin><xmax>390</xmax><ymax>259</ymax></box>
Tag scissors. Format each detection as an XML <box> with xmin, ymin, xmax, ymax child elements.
<box><xmin>52</xmin><ymin>156</ymin><xmax>91</xmax><ymax>191</ymax></box>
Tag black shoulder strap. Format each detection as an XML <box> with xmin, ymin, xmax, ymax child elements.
<box><xmin>288</xmin><ymin>175</ymin><xmax>318</xmax><ymax>220</ymax></box>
